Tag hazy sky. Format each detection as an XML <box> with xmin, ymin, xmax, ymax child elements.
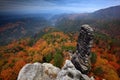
<box><xmin>0</xmin><ymin>0</ymin><xmax>120</xmax><ymax>14</ymax></box>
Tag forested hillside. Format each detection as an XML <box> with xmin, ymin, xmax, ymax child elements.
<box><xmin>0</xmin><ymin>28</ymin><xmax>120</xmax><ymax>80</ymax></box>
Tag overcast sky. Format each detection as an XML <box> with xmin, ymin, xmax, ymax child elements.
<box><xmin>0</xmin><ymin>0</ymin><xmax>120</xmax><ymax>14</ymax></box>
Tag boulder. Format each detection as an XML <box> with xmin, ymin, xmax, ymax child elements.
<box><xmin>17</xmin><ymin>62</ymin><xmax>60</xmax><ymax>80</ymax></box>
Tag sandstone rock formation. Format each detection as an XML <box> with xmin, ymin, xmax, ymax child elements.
<box><xmin>17</xmin><ymin>60</ymin><xmax>94</xmax><ymax>80</ymax></box>
<box><xmin>71</xmin><ymin>24</ymin><xmax>94</xmax><ymax>74</ymax></box>
<box><xmin>17</xmin><ymin>24</ymin><xmax>94</xmax><ymax>80</ymax></box>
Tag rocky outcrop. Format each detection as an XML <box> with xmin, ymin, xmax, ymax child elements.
<box><xmin>17</xmin><ymin>24</ymin><xmax>94</xmax><ymax>80</ymax></box>
<box><xmin>71</xmin><ymin>24</ymin><xmax>94</xmax><ymax>74</ymax></box>
<box><xmin>17</xmin><ymin>60</ymin><xmax>94</xmax><ymax>80</ymax></box>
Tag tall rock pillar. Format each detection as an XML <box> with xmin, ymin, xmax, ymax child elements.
<box><xmin>71</xmin><ymin>24</ymin><xmax>94</xmax><ymax>74</ymax></box>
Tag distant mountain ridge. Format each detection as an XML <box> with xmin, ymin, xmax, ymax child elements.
<box><xmin>53</xmin><ymin>5</ymin><xmax>120</xmax><ymax>39</ymax></box>
<box><xmin>0</xmin><ymin>5</ymin><xmax>120</xmax><ymax>45</ymax></box>
<box><xmin>52</xmin><ymin>5</ymin><xmax>120</xmax><ymax>21</ymax></box>
<box><xmin>92</xmin><ymin>5</ymin><xmax>120</xmax><ymax>19</ymax></box>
